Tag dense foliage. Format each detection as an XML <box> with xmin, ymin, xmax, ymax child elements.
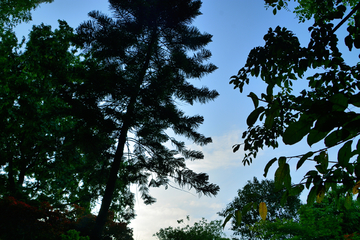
<box><xmin>250</xmin><ymin>191</ymin><xmax>360</xmax><ymax>239</ymax></box>
<box><xmin>154</xmin><ymin>216</ymin><xmax>230</xmax><ymax>240</ymax></box>
<box><xmin>0</xmin><ymin>196</ymin><xmax>132</xmax><ymax>240</ymax></box>
<box><xmin>219</xmin><ymin>177</ymin><xmax>301</xmax><ymax>239</ymax></box>
<box><xmin>231</xmin><ymin>0</ymin><xmax>360</xmax><ymax>205</ymax></box>
<box><xmin>0</xmin><ymin>0</ymin><xmax>54</xmax><ymax>28</ymax></box>
<box><xmin>75</xmin><ymin>0</ymin><xmax>220</xmax><ymax>238</ymax></box>
<box><xmin>1</xmin><ymin>0</ymin><xmax>219</xmax><ymax>239</ymax></box>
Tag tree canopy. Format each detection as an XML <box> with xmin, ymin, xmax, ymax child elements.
<box><xmin>250</xmin><ymin>190</ymin><xmax>360</xmax><ymax>239</ymax></box>
<box><xmin>231</xmin><ymin>0</ymin><xmax>360</xmax><ymax>205</ymax></box>
<box><xmin>75</xmin><ymin>1</ymin><xmax>220</xmax><ymax>238</ymax></box>
<box><xmin>219</xmin><ymin>177</ymin><xmax>301</xmax><ymax>239</ymax></box>
<box><xmin>1</xmin><ymin>0</ymin><xmax>220</xmax><ymax>239</ymax></box>
<box><xmin>154</xmin><ymin>216</ymin><xmax>230</xmax><ymax>240</ymax></box>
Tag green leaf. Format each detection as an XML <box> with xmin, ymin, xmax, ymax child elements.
<box><xmin>234</xmin><ymin>210</ymin><xmax>242</xmax><ymax>226</ymax></box>
<box><xmin>345</xmin><ymin>35</ymin><xmax>353</xmax><ymax>51</ymax></box>
<box><xmin>248</xmin><ymin>92</ymin><xmax>259</xmax><ymax>108</ymax></box>
<box><xmin>242</xmin><ymin>202</ymin><xmax>254</xmax><ymax>215</ymax></box>
<box><xmin>246</xmin><ymin>107</ymin><xmax>265</xmax><ymax>127</ymax></box>
<box><xmin>273</xmin><ymin>7</ymin><xmax>277</xmax><ymax>15</ymax></box>
<box><xmin>338</xmin><ymin>140</ymin><xmax>352</xmax><ymax>167</ymax></box>
<box><xmin>283</xmin><ymin>116</ymin><xmax>313</xmax><ymax>145</ymax></box>
<box><xmin>325</xmin><ymin>129</ymin><xmax>349</xmax><ymax>147</ymax></box>
<box><xmin>232</xmin><ymin>144</ymin><xmax>241</xmax><ymax>153</ymax></box>
<box><xmin>275</xmin><ymin>158</ymin><xmax>291</xmax><ymax>191</ymax></box>
<box><xmin>307</xmin><ymin>129</ymin><xmax>328</xmax><ymax>146</ymax></box>
<box><xmin>289</xmin><ymin>185</ymin><xmax>304</xmax><ymax>196</ymax></box>
<box><xmin>263</xmin><ymin>157</ymin><xmax>277</xmax><ymax>177</ymax></box>
<box><xmin>344</xmin><ymin>193</ymin><xmax>352</xmax><ymax>209</ymax></box>
<box><xmin>307</xmin><ymin>186</ymin><xmax>317</xmax><ymax>205</ymax></box>
<box><xmin>330</xmin><ymin>93</ymin><xmax>348</xmax><ymax>111</ymax></box>
<box><xmin>222</xmin><ymin>213</ymin><xmax>233</xmax><ymax>229</ymax></box>
<box><xmin>297</xmin><ymin>151</ymin><xmax>314</xmax><ymax>170</ymax></box>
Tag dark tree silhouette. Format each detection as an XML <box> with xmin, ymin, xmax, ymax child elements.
<box><xmin>75</xmin><ymin>0</ymin><xmax>219</xmax><ymax>239</ymax></box>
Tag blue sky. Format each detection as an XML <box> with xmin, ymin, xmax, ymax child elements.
<box><xmin>13</xmin><ymin>0</ymin><xmax>357</xmax><ymax>239</ymax></box>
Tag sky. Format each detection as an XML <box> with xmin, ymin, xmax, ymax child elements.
<box><xmin>13</xmin><ymin>1</ymin><xmax>357</xmax><ymax>239</ymax></box>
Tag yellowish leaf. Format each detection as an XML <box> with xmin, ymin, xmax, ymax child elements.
<box><xmin>259</xmin><ymin>202</ymin><xmax>267</xmax><ymax>220</ymax></box>
<box><xmin>353</xmin><ymin>181</ymin><xmax>360</xmax><ymax>195</ymax></box>
<box><xmin>316</xmin><ymin>186</ymin><xmax>325</xmax><ymax>203</ymax></box>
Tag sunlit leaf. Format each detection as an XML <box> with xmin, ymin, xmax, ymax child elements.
<box><xmin>259</xmin><ymin>202</ymin><xmax>267</xmax><ymax>220</ymax></box>
<box><xmin>316</xmin><ymin>186</ymin><xmax>325</xmax><ymax>203</ymax></box>
<box><xmin>353</xmin><ymin>181</ymin><xmax>360</xmax><ymax>195</ymax></box>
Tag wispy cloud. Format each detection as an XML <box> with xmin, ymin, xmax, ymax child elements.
<box><xmin>186</xmin><ymin>129</ymin><xmax>245</xmax><ymax>171</ymax></box>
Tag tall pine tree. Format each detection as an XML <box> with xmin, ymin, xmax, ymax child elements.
<box><xmin>75</xmin><ymin>0</ymin><xmax>219</xmax><ymax>239</ymax></box>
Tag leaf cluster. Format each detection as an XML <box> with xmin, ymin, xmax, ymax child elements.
<box><xmin>219</xmin><ymin>177</ymin><xmax>301</xmax><ymax>239</ymax></box>
<box><xmin>231</xmin><ymin>2</ymin><xmax>360</xmax><ymax>205</ymax></box>
<box><xmin>154</xmin><ymin>216</ymin><xmax>230</xmax><ymax>240</ymax></box>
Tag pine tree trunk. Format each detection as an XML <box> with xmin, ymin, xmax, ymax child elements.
<box><xmin>91</xmin><ymin>31</ymin><xmax>157</xmax><ymax>240</ymax></box>
<box><xmin>91</xmin><ymin>118</ymin><xmax>131</xmax><ymax>240</ymax></box>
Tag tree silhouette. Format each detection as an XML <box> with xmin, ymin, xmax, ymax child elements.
<box><xmin>75</xmin><ymin>0</ymin><xmax>219</xmax><ymax>239</ymax></box>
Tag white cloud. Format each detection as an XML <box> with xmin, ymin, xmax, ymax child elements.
<box><xmin>186</xmin><ymin>129</ymin><xmax>245</xmax><ymax>172</ymax></box>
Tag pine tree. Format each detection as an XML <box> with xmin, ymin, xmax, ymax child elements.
<box><xmin>75</xmin><ymin>0</ymin><xmax>219</xmax><ymax>239</ymax></box>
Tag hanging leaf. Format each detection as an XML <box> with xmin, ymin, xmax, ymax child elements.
<box><xmin>353</xmin><ymin>181</ymin><xmax>360</xmax><ymax>195</ymax></box>
<box><xmin>248</xmin><ymin>92</ymin><xmax>259</xmax><ymax>108</ymax></box>
<box><xmin>274</xmin><ymin>157</ymin><xmax>291</xmax><ymax>191</ymax></box>
<box><xmin>307</xmin><ymin>129</ymin><xmax>328</xmax><ymax>146</ymax></box>
<box><xmin>344</xmin><ymin>193</ymin><xmax>352</xmax><ymax>210</ymax></box>
<box><xmin>297</xmin><ymin>151</ymin><xmax>314</xmax><ymax>170</ymax></box>
<box><xmin>247</xmin><ymin>107</ymin><xmax>265</xmax><ymax>127</ymax></box>
<box><xmin>316</xmin><ymin>186</ymin><xmax>325</xmax><ymax>203</ymax></box>
<box><xmin>259</xmin><ymin>202</ymin><xmax>267</xmax><ymax>220</ymax></box>
<box><xmin>232</xmin><ymin>144</ymin><xmax>241</xmax><ymax>153</ymax></box>
<box><xmin>338</xmin><ymin>140</ymin><xmax>352</xmax><ymax>167</ymax></box>
<box><xmin>235</xmin><ymin>209</ymin><xmax>242</xmax><ymax>226</ymax></box>
<box><xmin>222</xmin><ymin>213</ymin><xmax>233</xmax><ymax>229</ymax></box>
<box><xmin>263</xmin><ymin>157</ymin><xmax>277</xmax><ymax>177</ymax></box>
<box><xmin>307</xmin><ymin>186</ymin><xmax>317</xmax><ymax>205</ymax></box>
<box><xmin>283</xmin><ymin>116</ymin><xmax>312</xmax><ymax>145</ymax></box>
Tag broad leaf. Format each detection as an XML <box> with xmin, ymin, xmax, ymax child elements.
<box><xmin>259</xmin><ymin>202</ymin><xmax>267</xmax><ymax>220</ymax></box>
<box><xmin>316</xmin><ymin>186</ymin><xmax>325</xmax><ymax>203</ymax></box>
<box><xmin>247</xmin><ymin>107</ymin><xmax>265</xmax><ymax>127</ymax></box>
<box><xmin>263</xmin><ymin>157</ymin><xmax>277</xmax><ymax>177</ymax></box>
<box><xmin>353</xmin><ymin>181</ymin><xmax>360</xmax><ymax>195</ymax></box>
<box><xmin>248</xmin><ymin>92</ymin><xmax>259</xmax><ymax>108</ymax></box>
<box><xmin>283</xmin><ymin>116</ymin><xmax>313</xmax><ymax>145</ymax></box>
<box><xmin>235</xmin><ymin>210</ymin><xmax>242</xmax><ymax>226</ymax></box>
<box><xmin>297</xmin><ymin>151</ymin><xmax>314</xmax><ymax>170</ymax></box>
<box><xmin>307</xmin><ymin>129</ymin><xmax>328</xmax><ymax>146</ymax></box>
<box><xmin>338</xmin><ymin>140</ymin><xmax>352</xmax><ymax>167</ymax></box>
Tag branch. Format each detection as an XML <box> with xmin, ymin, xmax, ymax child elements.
<box><xmin>332</xmin><ymin>2</ymin><xmax>360</xmax><ymax>33</ymax></box>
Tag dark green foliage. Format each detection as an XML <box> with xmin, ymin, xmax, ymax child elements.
<box><xmin>0</xmin><ymin>196</ymin><xmax>133</xmax><ymax>240</ymax></box>
<box><xmin>0</xmin><ymin>0</ymin><xmax>54</xmax><ymax>28</ymax></box>
<box><xmin>74</xmin><ymin>0</ymin><xmax>219</xmax><ymax>239</ymax></box>
<box><xmin>219</xmin><ymin>177</ymin><xmax>301</xmax><ymax>240</ymax></box>
<box><xmin>232</xmin><ymin>0</ymin><xmax>360</xmax><ymax>204</ymax></box>
<box><xmin>154</xmin><ymin>216</ymin><xmax>230</xmax><ymax>240</ymax></box>
<box><xmin>250</xmin><ymin>191</ymin><xmax>360</xmax><ymax>240</ymax></box>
